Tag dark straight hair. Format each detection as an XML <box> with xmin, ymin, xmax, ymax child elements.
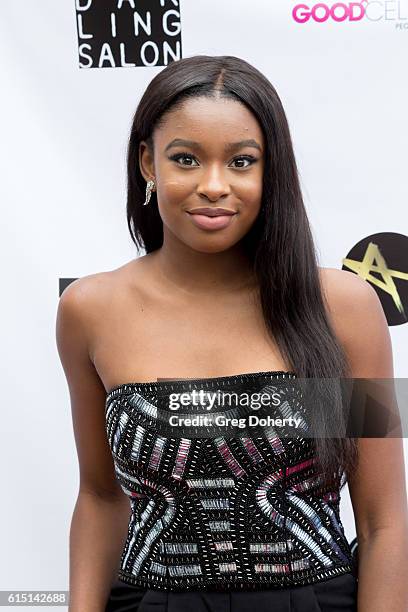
<box><xmin>125</xmin><ymin>54</ymin><xmax>358</xmax><ymax>491</ymax></box>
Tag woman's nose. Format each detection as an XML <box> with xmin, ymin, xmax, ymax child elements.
<box><xmin>196</xmin><ymin>166</ymin><xmax>232</xmax><ymax>201</ymax></box>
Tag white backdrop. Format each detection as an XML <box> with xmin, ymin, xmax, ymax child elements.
<box><xmin>1</xmin><ymin>0</ymin><xmax>407</xmax><ymax>606</ymax></box>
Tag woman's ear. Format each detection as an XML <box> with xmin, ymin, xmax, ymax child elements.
<box><xmin>139</xmin><ymin>140</ymin><xmax>155</xmax><ymax>183</ymax></box>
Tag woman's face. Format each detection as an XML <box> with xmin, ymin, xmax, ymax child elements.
<box><xmin>139</xmin><ymin>95</ymin><xmax>265</xmax><ymax>253</ymax></box>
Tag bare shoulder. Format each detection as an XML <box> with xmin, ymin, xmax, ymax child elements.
<box><xmin>57</xmin><ymin>271</ymin><xmax>114</xmax><ymax>345</ymax></box>
<box><xmin>58</xmin><ymin>270</ymin><xmax>111</xmax><ymax>307</ymax></box>
<box><xmin>319</xmin><ymin>266</ymin><xmax>379</xmax><ymax>310</ymax></box>
<box><xmin>55</xmin><ymin>271</ymin><xmax>117</xmax><ymax>393</ymax></box>
<box><xmin>56</xmin><ymin>257</ymin><xmax>153</xmax><ymax>370</ymax></box>
<box><xmin>58</xmin><ymin>258</ymin><xmax>142</xmax><ymax>305</ymax></box>
<box><xmin>318</xmin><ymin>266</ymin><xmax>384</xmax><ymax>324</ymax></box>
<box><xmin>56</xmin><ymin>265</ymin><xmax>143</xmax><ymax>500</ymax></box>
<box><xmin>318</xmin><ymin>267</ymin><xmax>393</xmax><ymax>377</ymax></box>
<box><xmin>57</xmin><ymin>258</ymin><xmax>146</xmax><ymax>331</ymax></box>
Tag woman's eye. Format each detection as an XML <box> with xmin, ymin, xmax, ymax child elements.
<box><xmin>230</xmin><ymin>156</ymin><xmax>256</xmax><ymax>168</ymax></box>
<box><xmin>169</xmin><ymin>153</ymin><xmax>199</xmax><ymax>166</ymax></box>
<box><xmin>169</xmin><ymin>153</ymin><xmax>256</xmax><ymax>168</ymax></box>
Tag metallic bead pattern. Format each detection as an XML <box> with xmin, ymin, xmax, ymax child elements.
<box><xmin>240</xmin><ymin>437</ymin><xmax>264</xmax><ymax>462</ymax></box>
<box><xmin>214</xmin><ymin>541</ymin><xmax>234</xmax><ymax>551</ymax></box>
<box><xmin>148</xmin><ymin>435</ymin><xmax>167</xmax><ymax>471</ymax></box>
<box><xmin>150</xmin><ymin>561</ymin><xmax>166</xmax><ymax>576</ymax></box>
<box><xmin>200</xmin><ymin>498</ymin><xmax>230</xmax><ymax>510</ymax></box>
<box><xmin>168</xmin><ymin>564</ymin><xmax>203</xmax><ymax>577</ymax></box>
<box><xmin>208</xmin><ymin>521</ymin><xmax>231</xmax><ymax>532</ymax></box>
<box><xmin>104</xmin><ymin>371</ymin><xmax>356</xmax><ymax>592</ymax></box>
<box><xmin>214</xmin><ymin>437</ymin><xmax>246</xmax><ymax>477</ymax></box>
<box><xmin>131</xmin><ymin>424</ymin><xmax>145</xmax><ymax>462</ymax></box>
<box><xmin>219</xmin><ymin>562</ymin><xmax>237</xmax><ymax>573</ymax></box>
<box><xmin>249</xmin><ymin>541</ymin><xmax>293</xmax><ymax>553</ymax></box>
<box><xmin>171</xmin><ymin>438</ymin><xmax>191</xmax><ymax>480</ymax></box>
<box><xmin>187</xmin><ymin>477</ymin><xmax>236</xmax><ymax>489</ymax></box>
<box><xmin>164</xmin><ymin>542</ymin><xmax>199</xmax><ymax>554</ymax></box>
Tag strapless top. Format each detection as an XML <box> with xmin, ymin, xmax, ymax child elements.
<box><xmin>104</xmin><ymin>370</ymin><xmax>356</xmax><ymax>592</ymax></box>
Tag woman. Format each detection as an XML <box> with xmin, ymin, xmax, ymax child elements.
<box><xmin>56</xmin><ymin>55</ymin><xmax>408</xmax><ymax>611</ymax></box>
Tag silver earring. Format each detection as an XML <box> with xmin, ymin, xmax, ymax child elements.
<box><xmin>143</xmin><ymin>179</ymin><xmax>155</xmax><ymax>206</ymax></box>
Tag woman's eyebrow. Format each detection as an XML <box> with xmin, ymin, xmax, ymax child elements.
<box><xmin>164</xmin><ymin>138</ymin><xmax>262</xmax><ymax>153</ymax></box>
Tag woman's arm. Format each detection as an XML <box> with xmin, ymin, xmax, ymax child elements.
<box><xmin>325</xmin><ymin>269</ymin><xmax>408</xmax><ymax>612</ymax></box>
<box><xmin>56</xmin><ymin>277</ymin><xmax>131</xmax><ymax>612</ymax></box>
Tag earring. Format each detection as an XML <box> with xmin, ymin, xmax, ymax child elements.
<box><xmin>143</xmin><ymin>179</ymin><xmax>155</xmax><ymax>206</ymax></box>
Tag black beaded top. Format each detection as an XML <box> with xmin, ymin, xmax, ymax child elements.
<box><xmin>104</xmin><ymin>370</ymin><xmax>356</xmax><ymax>592</ymax></box>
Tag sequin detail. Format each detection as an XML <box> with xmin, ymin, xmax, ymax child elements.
<box><xmin>105</xmin><ymin>371</ymin><xmax>356</xmax><ymax>592</ymax></box>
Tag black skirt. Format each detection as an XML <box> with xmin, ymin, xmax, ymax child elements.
<box><xmin>105</xmin><ymin>572</ymin><xmax>358</xmax><ymax>611</ymax></box>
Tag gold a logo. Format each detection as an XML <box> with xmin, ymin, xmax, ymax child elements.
<box><xmin>342</xmin><ymin>233</ymin><xmax>408</xmax><ymax>326</ymax></box>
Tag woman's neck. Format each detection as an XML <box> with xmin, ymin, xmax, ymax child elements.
<box><xmin>149</xmin><ymin>240</ymin><xmax>256</xmax><ymax>297</ymax></box>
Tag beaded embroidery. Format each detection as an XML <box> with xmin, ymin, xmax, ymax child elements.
<box><xmin>105</xmin><ymin>371</ymin><xmax>357</xmax><ymax>592</ymax></box>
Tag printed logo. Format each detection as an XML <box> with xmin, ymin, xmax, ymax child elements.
<box><xmin>342</xmin><ymin>232</ymin><xmax>408</xmax><ymax>326</ymax></box>
<box><xmin>75</xmin><ymin>0</ymin><xmax>182</xmax><ymax>69</ymax></box>
<box><xmin>292</xmin><ymin>0</ymin><xmax>408</xmax><ymax>28</ymax></box>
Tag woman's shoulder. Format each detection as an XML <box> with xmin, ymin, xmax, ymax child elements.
<box><xmin>318</xmin><ymin>266</ymin><xmax>392</xmax><ymax>377</ymax></box>
<box><xmin>58</xmin><ymin>257</ymin><xmax>151</xmax><ymax>338</ymax></box>
<box><xmin>318</xmin><ymin>266</ymin><xmax>382</xmax><ymax>319</ymax></box>
<box><xmin>57</xmin><ymin>257</ymin><xmax>153</xmax><ymax>370</ymax></box>
<box><xmin>60</xmin><ymin>256</ymin><xmax>149</xmax><ymax>303</ymax></box>
<box><xmin>59</xmin><ymin>269</ymin><xmax>116</xmax><ymax>318</ymax></box>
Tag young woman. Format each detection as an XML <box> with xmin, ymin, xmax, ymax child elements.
<box><xmin>56</xmin><ymin>55</ymin><xmax>408</xmax><ymax>611</ymax></box>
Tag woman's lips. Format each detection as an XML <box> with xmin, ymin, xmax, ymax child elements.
<box><xmin>186</xmin><ymin>211</ymin><xmax>237</xmax><ymax>231</ymax></box>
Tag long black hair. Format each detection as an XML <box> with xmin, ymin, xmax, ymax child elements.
<box><xmin>125</xmin><ymin>54</ymin><xmax>358</xmax><ymax>492</ymax></box>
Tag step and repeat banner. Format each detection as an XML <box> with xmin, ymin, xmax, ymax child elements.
<box><xmin>1</xmin><ymin>0</ymin><xmax>407</xmax><ymax>601</ymax></box>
